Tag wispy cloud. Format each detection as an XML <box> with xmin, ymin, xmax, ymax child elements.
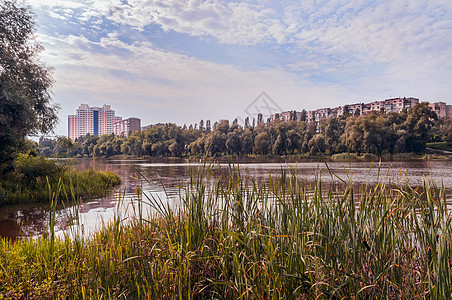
<box><xmin>27</xmin><ymin>0</ymin><xmax>452</xmax><ymax>134</ymax></box>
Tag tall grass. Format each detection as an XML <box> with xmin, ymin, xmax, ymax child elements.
<box><xmin>0</xmin><ymin>154</ymin><xmax>121</xmax><ymax>205</ymax></box>
<box><xmin>0</xmin><ymin>162</ymin><xmax>451</xmax><ymax>299</ymax></box>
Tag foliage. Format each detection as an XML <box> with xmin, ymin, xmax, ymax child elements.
<box><xmin>39</xmin><ymin>103</ymin><xmax>447</xmax><ymax>159</ymax></box>
<box><xmin>0</xmin><ymin>0</ymin><xmax>59</xmax><ymax>168</ymax></box>
<box><xmin>0</xmin><ymin>164</ymin><xmax>451</xmax><ymax>298</ymax></box>
<box><xmin>426</xmin><ymin>142</ymin><xmax>452</xmax><ymax>152</ymax></box>
<box><xmin>0</xmin><ymin>154</ymin><xmax>121</xmax><ymax>206</ymax></box>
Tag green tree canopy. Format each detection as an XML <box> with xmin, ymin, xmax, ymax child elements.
<box><xmin>0</xmin><ymin>0</ymin><xmax>59</xmax><ymax>167</ymax></box>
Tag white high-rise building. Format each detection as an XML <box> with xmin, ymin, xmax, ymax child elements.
<box><xmin>68</xmin><ymin>104</ymin><xmax>122</xmax><ymax>140</ymax></box>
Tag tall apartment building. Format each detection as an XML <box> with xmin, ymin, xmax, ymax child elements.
<box><xmin>114</xmin><ymin>117</ymin><xmax>141</xmax><ymax>138</ymax></box>
<box><xmin>428</xmin><ymin>101</ymin><xmax>452</xmax><ymax>118</ymax></box>
<box><xmin>68</xmin><ymin>104</ymin><xmax>122</xmax><ymax>140</ymax></box>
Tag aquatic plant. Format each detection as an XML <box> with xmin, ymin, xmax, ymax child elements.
<box><xmin>0</xmin><ymin>162</ymin><xmax>450</xmax><ymax>299</ymax></box>
<box><xmin>0</xmin><ymin>154</ymin><xmax>121</xmax><ymax>205</ymax></box>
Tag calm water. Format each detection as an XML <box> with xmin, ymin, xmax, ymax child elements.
<box><xmin>1</xmin><ymin>158</ymin><xmax>451</xmax><ymax>241</ymax></box>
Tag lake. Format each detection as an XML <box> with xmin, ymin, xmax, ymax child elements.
<box><xmin>1</xmin><ymin>157</ymin><xmax>451</xmax><ymax>241</ymax></box>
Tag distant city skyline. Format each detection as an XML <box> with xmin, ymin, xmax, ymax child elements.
<box><xmin>28</xmin><ymin>0</ymin><xmax>452</xmax><ymax>136</ymax></box>
<box><xmin>66</xmin><ymin>97</ymin><xmax>450</xmax><ymax>140</ymax></box>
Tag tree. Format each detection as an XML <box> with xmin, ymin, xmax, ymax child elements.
<box><xmin>341</xmin><ymin>117</ymin><xmax>364</xmax><ymax>155</ymax></box>
<box><xmin>254</xmin><ymin>132</ymin><xmax>270</xmax><ymax>155</ymax></box>
<box><xmin>57</xmin><ymin>136</ymin><xmax>74</xmax><ymax>156</ymax></box>
<box><xmin>287</xmin><ymin>129</ymin><xmax>301</xmax><ymax>154</ymax></box>
<box><xmin>257</xmin><ymin>113</ymin><xmax>263</xmax><ymax>124</ymax></box>
<box><xmin>0</xmin><ymin>1</ymin><xmax>59</xmax><ymax>168</ymax></box>
<box><xmin>342</xmin><ymin>105</ymin><xmax>350</xmax><ymax>117</ymax></box>
<box><xmin>169</xmin><ymin>140</ymin><xmax>183</xmax><ymax>156</ymax></box>
<box><xmin>205</xmin><ymin>131</ymin><xmax>226</xmax><ymax>156</ymax></box>
<box><xmin>226</xmin><ymin>132</ymin><xmax>242</xmax><ymax>154</ymax></box>
<box><xmin>401</xmin><ymin>102</ymin><xmax>437</xmax><ymax>153</ymax></box>
<box><xmin>300</xmin><ymin>109</ymin><xmax>307</xmax><ymax>122</ymax></box>
<box><xmin>215</xmin><ymin>120</ymin><xmax>229</xmax><ymax>134</ymax></box>
<box><xmin>320</xmin><ymin>118</ymin><xmax>345</xmax><ymax>154</ymax></box>
<box><xmin>241</xmin><ymin>129</ymin><xmax>254</xmax><ymax>155</ymax></box>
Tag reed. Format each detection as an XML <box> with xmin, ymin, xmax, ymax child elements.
<box><xmin>1</xmin><ymin>168</ymin><xmax>121</xmax><ymax>205</ymax></box>
<box><xmin>0</xmin><ymin>162</ymin><xmax>450</xmax><ymax>299</ymax></box>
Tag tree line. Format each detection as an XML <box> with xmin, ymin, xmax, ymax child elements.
<box><xmin>39</xmin><ymin>102</ymin><xmax>452</xmax><ymax>158</ymax></box>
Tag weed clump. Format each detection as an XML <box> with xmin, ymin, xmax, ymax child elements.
<box><xmin>0</xmin><ymin>154</ymin><xmax>121</xmax><ymax>206</ymax></box>
<box><xmin>0</xmin><ymin>163</ymin><xmax>450</xmax><ymax>299</ymax></box>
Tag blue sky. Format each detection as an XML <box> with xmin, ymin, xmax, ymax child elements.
<box><xmin>28</xmin><ymin>0</ymin><xmax>452</xmax><ymax>136</ymax></box>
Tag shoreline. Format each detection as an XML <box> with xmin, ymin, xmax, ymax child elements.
<box><xmin>1</xmin><ymin>165</ymin><xmax>450</xmax><ymax>298</ymax></box>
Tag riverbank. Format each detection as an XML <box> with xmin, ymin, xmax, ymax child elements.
<box><xmin>427</xmin><ymin>142</ymin><xmax>452</xmax><ymax>153</ymax></box>
<box><xmin>1</xmin><ymin>165</ymin><xmax>450</xmax><ymax>298</ymax></box>
<box><xmin>0</xmin><ymin>154</ymin><xmax>121</xmax><ymax>206</ymax></box>
<box><xmin>87</xmin><ymin>150</ymin><xmax>451</xmax><ymax>163</ymax></box>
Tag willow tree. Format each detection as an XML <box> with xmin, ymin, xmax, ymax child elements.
<box><xmin>0</xmin><ymin>0</ymin><xmax>59</xmax><ymax>168</ymax></box>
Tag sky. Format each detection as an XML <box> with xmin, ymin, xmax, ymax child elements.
<box><xmin>27</xmin><ymin>0</ymin><xmax>452</xmax><ymax>136</ymax></box>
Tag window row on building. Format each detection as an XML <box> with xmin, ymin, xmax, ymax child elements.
<box><xmin>68</xmin><ymin>104</ymin><xmax>141</xmax><ymax>140</ymax></box>
<box><xmin>113</xmin><ymin>117</ymin><xmax>141</xmax><ymax>138</ymax></box>
<box><xmin>428</xmin><ymin>101</ymin><xmax>452</xmax><ymax>118</ymax></box>
<box><xmin>270</xmin><ymin>98</ymin><xmax>451</xmax><ymax>124</ymax></box>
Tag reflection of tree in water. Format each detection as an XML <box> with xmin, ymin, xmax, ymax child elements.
<box><xmin>4</xmin><ymin>207</ymin><xmax>49</xmax><ymax>240</ymax></box>
<box><xmin>0</xmin><ymin>219</ymin><xmax>21</xmax><ymax>242</ymax></box>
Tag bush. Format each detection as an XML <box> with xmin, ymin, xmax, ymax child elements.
<box><xmin>14</xmin><ymin>154</ymin><xmax>66</xmax><ymax>185</ymax></box>
<box><xmin>331</xmin><ymin>152</ymin><xmax>358</xmax><ymax>160</ymax></box>
<box><xmin>0</xmin><ymin>155</ymin><xmax>121</xmax><ymax>206</ymax></box>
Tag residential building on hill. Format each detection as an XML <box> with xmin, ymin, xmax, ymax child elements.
<box><xmin>269</xmin><ymin>111</ymin><xmax>302</xmax><ymax>122</ymax></box>
<box><xmin>114</xmin><ymin>117</ymin><xmax>141</xmax><ymax>138</ymax></box>
<box><xmin>428</xmin><ymin>101</ymin><xmax>452</xmax><ymax>118</ymax></box>
<box><xmin>270</xmin><ymin>97</ymin><xmax>422</xmax><ymax>125</ymax></box>
<box><xmin>68</xmin><ymin>104</ymin><xmax>121</xmax><ymax>140</ymax></box>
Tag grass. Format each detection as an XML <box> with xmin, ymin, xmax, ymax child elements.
<box><xmin>0</xmin><ymin>162</ymin><xmax>451</xmax><ymax>299</ymax></box>
<box><xmin>0</xmin><ymin>154</ymin><xmax>121</xmax><ymax>206</ymax></box>
<box><xmin>427</xmin><ymin>142</ymin><xmax>452</xmax><ymax>153</ymax></box>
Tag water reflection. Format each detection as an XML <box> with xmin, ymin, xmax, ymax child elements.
<box><xmin>1</xmin><ymin>158</ymin><xmax>451</xmax><ymax>241</ymax></box>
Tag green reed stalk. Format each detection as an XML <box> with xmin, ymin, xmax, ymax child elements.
<box><xmin>1</xmin><ymin>161</ymin><xmax>451</xmax><ymax>299</ymax></box>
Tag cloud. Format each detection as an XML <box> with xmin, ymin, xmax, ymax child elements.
<box><xmin>107</xmin><ymin>0</ymin><xmax>288</xmax><ymax>45</ymax></box>
<box><xmin>37</xmin><ymin>30</ymin><xmax>349</xmax><ymax>132</ymax></box>
<box><xmin>27</xmin><ymin>0</ymin><xmax>452</xmax><ymax>135</ymax></box>
<box><xmin>47</xmin><ymin>10</ymin><xmax>68</xmax><ymax>21</ymax></box>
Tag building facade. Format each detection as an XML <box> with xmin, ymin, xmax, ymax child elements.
<box><xmin>269</xmin><ymin>111</ymin><xmax>301</xmax><ymax>122</ymax></box>
<box><xmin>114</xmin><ymin>117</ymin><xmax>141</xmax><ymax>138</ymax></box>
<box><xmin>270</xmin><ymin>97</ymin><xmax>421</xmax><ymax>125</ymax></box>
<box><xmin>428</xmin><ymin>101</ymin><xmax>452</xmax><ymax>118</ymax></box>
<box><xmin>68</xmin><ymin>104</ymin><xmax>122</xmax><ymax>140</ymax></box>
